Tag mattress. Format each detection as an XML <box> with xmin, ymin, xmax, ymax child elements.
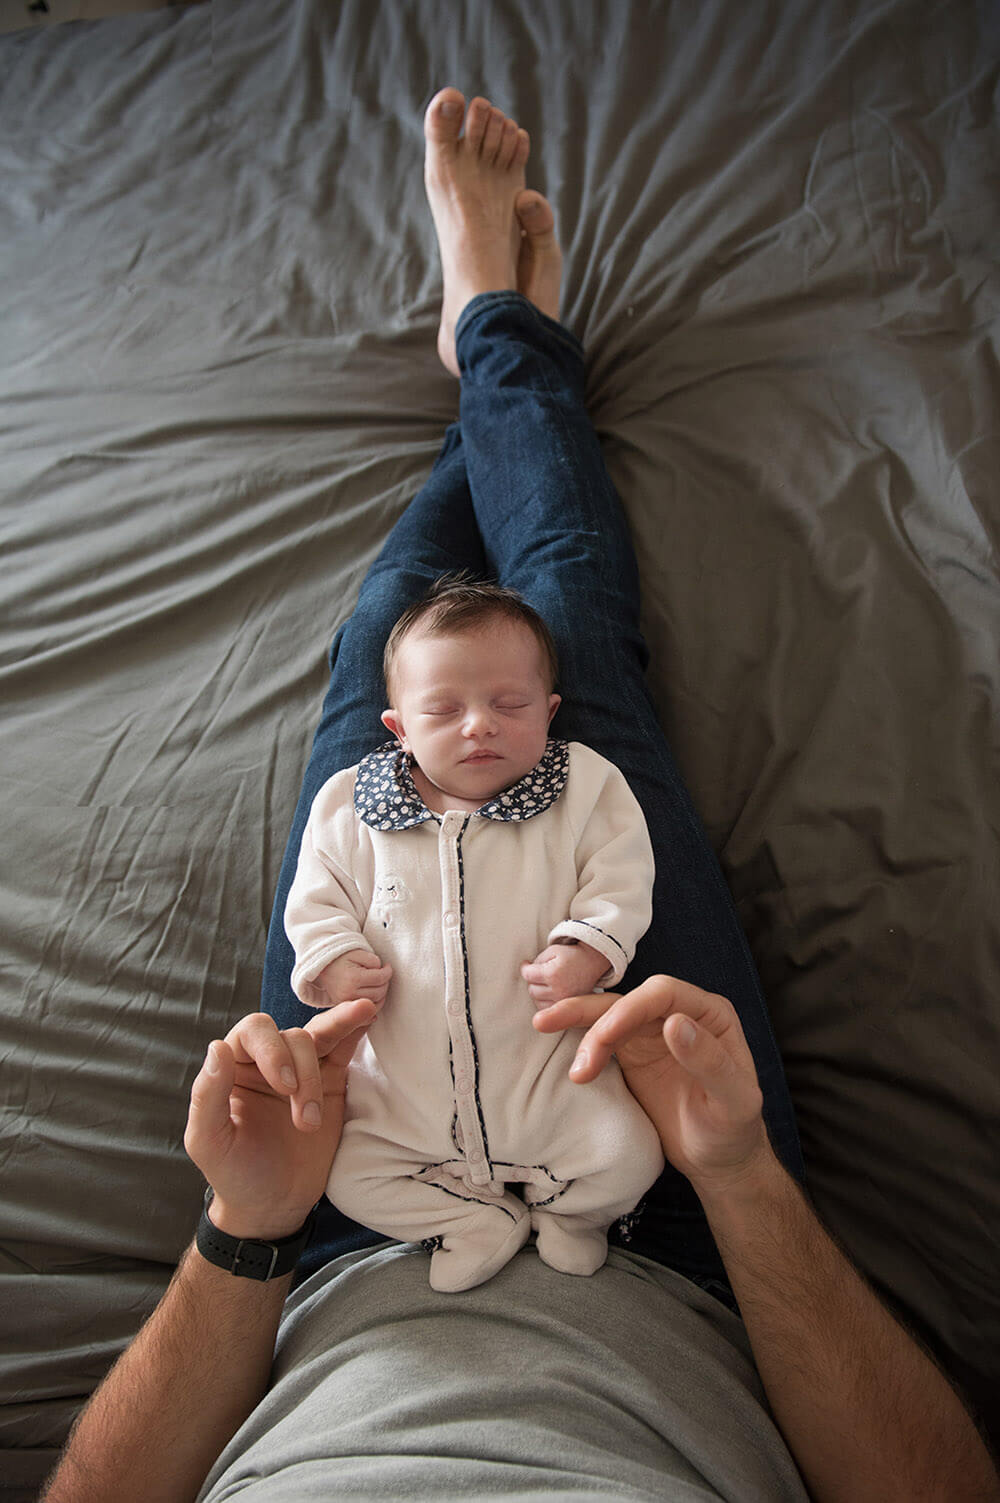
<box><xmin>1</xmin><ymin>0</ymin><xmax>998</xmax><ymax>1494</ymax></box>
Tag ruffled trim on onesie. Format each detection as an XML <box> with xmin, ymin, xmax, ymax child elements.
<box><xmin>354</xmin><ymin>738</ymin><xmax>570</xmax><ymax>831</ymax></box>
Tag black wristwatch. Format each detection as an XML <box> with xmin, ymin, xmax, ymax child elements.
<box><xmin>196</xmin><ymin>1186</ymin><xmax>317</xmax><ymax>1281</ymax></box>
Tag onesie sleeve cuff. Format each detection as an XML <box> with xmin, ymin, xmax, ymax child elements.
<box><xmin>546</xmin><ymin>920</ymin><xmax>630</xmax><ymax>988</ymax></box>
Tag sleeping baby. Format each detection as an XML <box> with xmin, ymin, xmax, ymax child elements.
<box><xmin>284</xmin><ymin>575</ymin><xmax>664</xmax><ymax>1293</ymax></box>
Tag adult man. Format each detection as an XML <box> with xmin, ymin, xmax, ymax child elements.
<box><xmin>41</xmin><ymin>88</ymin><xmax>998</xmax><ymax>1502</ymax></box>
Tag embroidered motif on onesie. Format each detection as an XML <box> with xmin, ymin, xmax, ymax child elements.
<box><xmin>354</xmin><ymin>738</ymin><xmax>570</xmax><ymax>831</ymax></box>
<box><xmin>373</xmin><ymin>873</ymin><xmax>412</xmax><ymax>928</ymax></box>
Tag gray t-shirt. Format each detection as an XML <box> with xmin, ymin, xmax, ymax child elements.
<box><xmin>197</xmin><ymin>1242</ymin><xmax>809</xmax><ymax>1501</ymax></box>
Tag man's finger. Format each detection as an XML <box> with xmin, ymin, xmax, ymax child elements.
<box><xmin>559</xmin><ymin>977</ymin><xmax>733</xmax><ymax>1082</ymax></box>
<box><xmin>663</xmin><ymin>1014</ymin><xmax>763</xmax><ymax>1117</ymax></box>
<box><xmin>531</xmin><ymin>991</ymin><xmax>619</xmax><ymax>1033</ymax></box>
<box><xmin>583</xmin><ymin>976</ymin><xmax>735</xmax><ymax>1051</ymax></box>
<box><xmin>304</xmin><ymin>997</ymin><xmax>378</xmax><ymax>1059</ymax></box>
<box><xmin>224</xmin><ymin>1012</ymin><xmax>300</xmax><ymax>1097</ymax></box>
<box><xmin>184</xmin><ymin>1041</ymin><xmax>235</xmax><ymax>1166</ymax></box>
<box><xmin>277</xmin><ymin>1028</ymin><xmax>325</xmax><ymax>1132</ymax></box>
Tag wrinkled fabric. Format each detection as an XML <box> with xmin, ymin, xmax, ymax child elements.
<box><xmin>196</xmin><ymin>1243</ymin><xmax>810</xmax><ymax>1503</ymax></box>
<box><xmin>1</xmin><ymin>0</ymin><xmax>998</xmax><ymax>1490</ymax></box>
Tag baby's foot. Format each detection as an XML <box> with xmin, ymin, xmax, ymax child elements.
<box><xmin>515</xmin><ymin>189</ymin><xmax>562</xmax><ymax>324</ymax></box>
<box><xmin>429</xmin><ymin>1203</ymin><xmax>531</xmax><ymax>1292</ymax></box>
<box><xmin>531</xmin><ymin>1210</ymin><xmax>609</xmax><ymax>1277</ymax></box>
<box><xmin>424</xmin><ymin>87</ymin><xmax>531</xmax><ymax>376</ymax></box>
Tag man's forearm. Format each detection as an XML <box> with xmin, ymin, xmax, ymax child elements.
<box><xmin>41</xmin><ymin>1238</ymin><xmax>291</xmax><ymax>1503</ymax></box>
<box><xmin>697</xmin><ymin>1153</ymin><xmax>999</xmax><ymax>1503</ymax></box>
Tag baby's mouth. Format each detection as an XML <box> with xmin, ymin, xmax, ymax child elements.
<box><xmin>463</xmin><ymin>751</ymin><xmax>501</xmax><ymax>763</ymax></box>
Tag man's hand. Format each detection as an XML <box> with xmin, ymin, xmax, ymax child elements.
<box><xmin>183</xmin><ymin>1001</ymin><xmax>376</xmax><ymax>1239</ymax></box>
<box><xmin>521</xmin><ymin>940</ymin><xmax>610</xmax><ymax>1006</ymax></box>
<box><xmin>45</xmin><ymin>1005</ymin><xmax>379</xmax><ymax>1503</ymax></box>
<box><xmin>313</xmin><ymin>948</ymin><xmax>393</xmax><ymax>1009</ymax></box>
<box><xmin>531</xmin><ymin>973</ymin><xmax>769</xmax><ymax>1193</ymax></box>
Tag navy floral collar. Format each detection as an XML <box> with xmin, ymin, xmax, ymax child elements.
<box><xmin>354</xmin><ymin>739</ymin><xmax>570</xmax><ymax>831</ymax></box>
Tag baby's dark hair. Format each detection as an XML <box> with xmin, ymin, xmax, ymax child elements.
<box><xmin>383</xmin><ymin>571</ymin><xmax>559</xmax><ymax>705</ymax></box>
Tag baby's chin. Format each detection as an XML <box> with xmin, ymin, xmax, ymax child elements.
<box><xmin>443</xmin><ymin>764</ymin><xmax>525</xmax><ymax>802</ymax></box>
<box><xmin>447</xmin><ymin>770</ymin><xmax>513</xmax><ymax>798</ymax></box>
<box><xmin>412</xmin><ymin>757</ymin><xmax>518</xmax><ymax>811</ymax></box>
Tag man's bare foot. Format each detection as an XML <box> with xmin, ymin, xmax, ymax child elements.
<box><xmin>515</xmin><ymin>189</ymin><xmax>562</xmax><ymax>324</ymax></box>
<box><xmin>424</xmin><ymin>87</ymin><xmax>530</xmax><ymax>376</ymax></box>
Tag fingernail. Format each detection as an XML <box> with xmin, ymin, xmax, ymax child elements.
<box><xmin>679</xmin><ymin>1021</ymin><xmax>696</xmax><ymax>1047</ymax></box>
<box><xmin>570</xmin><ymin>1049</ymin><xmax>589</xmax><ymax>1077</ymax></box>
<box><xmin>281</xmin><ymin>1066</ymin><xmax>297</xmax><ymax>1089</ymax></box>
<box><xmin>205</xmin><ymin>1044</ymin><xmax>219</xmax><ymax>1075</ymax></box>
<box><xmin>303</xmin><ymin>1101</ymin><xmax>321</xmax><ymax>1126</ymax></box>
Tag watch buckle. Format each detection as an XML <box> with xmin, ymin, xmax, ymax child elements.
<box><xmin>229</xmin><ymin>1238</ymin><xmax>280</xmax><ymax>1281</ymax></box>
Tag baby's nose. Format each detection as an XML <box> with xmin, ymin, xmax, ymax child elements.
<box><xmin>463</xmin><ymin>705</ymin><xmax>498</xmax><ymax>733</ymax></box>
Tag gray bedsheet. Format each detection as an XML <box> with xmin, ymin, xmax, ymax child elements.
<box><xmin>1</xmin><ymin>0</ymin><xmax>998</xmax><ymax>1494</ymax></box>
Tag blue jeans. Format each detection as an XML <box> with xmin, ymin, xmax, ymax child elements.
<box><xmin>261</xmin><ymin>292</ymin><xmax>806</xmax><ymax>1311</ymax></box>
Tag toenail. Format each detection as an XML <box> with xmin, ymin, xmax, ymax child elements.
<box><xmin>441</xmin><ymin>101</ymin><xmax>459</xmax><ymax>116</ymax></box>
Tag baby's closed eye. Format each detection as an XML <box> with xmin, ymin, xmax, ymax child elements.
<box><xmin>424</xmin><ymin>700</ymin><xmax>530</xmax><ymax>713</ymax></box>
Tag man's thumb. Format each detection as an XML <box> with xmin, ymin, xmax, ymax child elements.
<box><xmin>185</xmin><ymin>1041</ymin><xmax>234</xmax><ymax>1159</ymax></box>
<box><xmin>674</xmin><ymin>1017</ymin><xmax>698</xmax><ymax>1050</ymax></box>
<box><xmin>665</xmin><ymin>1015</ymin><xmax>739</xmax><ymax>1096</ymax></box>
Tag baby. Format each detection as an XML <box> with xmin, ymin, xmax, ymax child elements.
<box><xmin>284</xmin><ymin>574</ymin><xmax>664</xmax><ymax>1292</ymax></box>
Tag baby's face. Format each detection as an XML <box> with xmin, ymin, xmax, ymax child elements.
<box><xmin>381</xmin><ymin>622</ymin><xmax>561</xmax><ymax>809</ymax></box>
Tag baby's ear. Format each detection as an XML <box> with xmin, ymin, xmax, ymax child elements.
<box><xmin>381</xmin><ymin>708</ymin><xmax>404</xmax><ymax>743</ymax></box>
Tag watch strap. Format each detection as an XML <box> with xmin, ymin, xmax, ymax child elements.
<box><xmin>196</xmin><ymin>1186</ymin><xmax>316</xmax><ymax>1280</ymax></box>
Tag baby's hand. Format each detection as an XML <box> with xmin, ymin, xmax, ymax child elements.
<box><xmin>314</xmin><ymin>949</ymin><xmax>393</xmax><ymax>1010</ymax></box>
<box><xmin>520</xmin><ymin>942</ymin><xmax>610</xmax><ymax>1007</ymax></box>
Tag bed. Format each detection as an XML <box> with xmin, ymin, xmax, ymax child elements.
<box><xmin>2</xmin><ymin>0</ymin><xmax>998</xmax><ymax>1495</ymax></box>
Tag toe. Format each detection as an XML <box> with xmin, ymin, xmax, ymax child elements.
<box><xmin>513</xmin><ymin>126</ymin><xmax>530</xmax><ymax>170</ymax></box>
<box><xmin>424</xmin><ymin>86</ymin><xmax>465</xmax><ymax>146</ymax></box>
<box><xmin>497</xmin><ymin>117</ymin><xmax>520</xmax><ymax>170</ymax></box>
<box><xmin>515</xmin><ymin>190</ymin><xmax>562</xmax><ymax>320</ymax></box>
<box><xmin>465</xmin><ymin>96</ymin><xmax>490</xmax><ymax>153</ymax></box>
<box><xmin>482</xmin><ymin>106</ymin><xmax>506</xmax><ymax>163</ymax></box>
<box><xmin>516</xmin><ymin>189</ymin><xmax>555</xmax><ymax>239</ymax></box>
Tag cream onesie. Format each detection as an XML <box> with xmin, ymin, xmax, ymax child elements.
<box><xmin>284</xmin><ymin>736</ymin><xmax>665</xmax><ymax>1293</ymax></box>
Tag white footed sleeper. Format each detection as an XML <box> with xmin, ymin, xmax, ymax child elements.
<box><xmin>285</xmin><ymin>738</ymin><xmax>665</xmax><ymax>1292</ymax></box>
